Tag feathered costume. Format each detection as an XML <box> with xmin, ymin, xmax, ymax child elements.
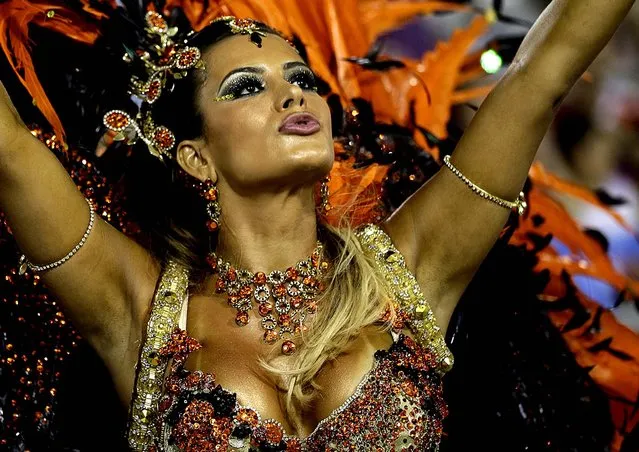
<box><xmin>0</xmin><ymin>0</ymin><xmax>638</xmax><ymax>450</ymax></box>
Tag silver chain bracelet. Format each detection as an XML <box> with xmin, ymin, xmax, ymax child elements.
<box><xmin>18</xmin><ymin>197</ymin><xmax>96</xmax><ymax>275</ymax></box>
<box><xmin>443</xmin><ymin>155</ymin><xmax>527</xmax><ymax>216</ymax></box>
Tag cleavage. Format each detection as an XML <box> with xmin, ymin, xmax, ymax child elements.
<box><xmin>184</xmin><ymin>295</ymin><xmax>394</xmax><ymax>437</ymax></box>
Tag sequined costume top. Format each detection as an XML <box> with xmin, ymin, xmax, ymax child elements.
<box><xmin>126</xmin><ymin>224</ymin><xmax>454</xmax><ymax>451</ymax></box>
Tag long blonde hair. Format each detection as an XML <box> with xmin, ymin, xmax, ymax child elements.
<box><xmin>160</xmin><ymin>194</ymin><xmax>395</xmax><ymax>428</ymax></box>
<box><xmin>259</xmin><ymin>218</ymin><xmax>396</xmax><ymax>427</ymax></box>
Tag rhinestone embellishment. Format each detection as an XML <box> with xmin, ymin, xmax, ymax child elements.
<box><xmin>208</xmin><ymin>242</ymin><xmax>328</xmax><ymax>355</ymax></box>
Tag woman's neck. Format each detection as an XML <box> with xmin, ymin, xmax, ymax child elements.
<box><xmin>214</xmin><ymin>186</ymin><xmax>320</xmax><ymax>273</ymax></box>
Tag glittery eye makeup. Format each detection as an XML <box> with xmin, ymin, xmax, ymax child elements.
<box><xmin>285</xmin><ymin>66</ymin><xmax>318</xmax><ymax>91</ymax></box>
<box><xmin>214</xmin><ymin>63</ymin><xmax>318</xmax><ymax>102</ymax></box>
<box><xmin>217</xmin><ymin>74</ymin><xmax>266</xmax><ymax>100</ymax></box>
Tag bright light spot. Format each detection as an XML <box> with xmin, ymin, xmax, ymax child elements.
<box><xmin>481</xmin><ymin>49</ymin><xmax>503</xmax><ymax>74</ymax></box>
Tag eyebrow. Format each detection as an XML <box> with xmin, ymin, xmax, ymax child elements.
<box><xmin>217</xmin><ymin>61</ymin><xmax>310</xmax><ymax>91</ymax></box>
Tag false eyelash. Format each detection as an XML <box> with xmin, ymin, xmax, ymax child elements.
<box><xmin>286</xmin><ymin>67</ymin><xmax>318</xmax><ymax>90</ymax></box>
<box><xmin>217</xmin><ymin>68</ymin><xmax>317</xmax><ymax>101</ymax></box>
<box><xmin>220</xmin><ymin>74</ymin><xmax>265</xmax><ymax>98</ymax></box>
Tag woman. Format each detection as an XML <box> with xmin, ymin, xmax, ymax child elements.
<box><xmin>0</xmin><ymin>0</ymin><xmax>635</xmax><ymax>450</ymax></box>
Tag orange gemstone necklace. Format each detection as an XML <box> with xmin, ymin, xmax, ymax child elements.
<box><xmin>206</xmin><ymin>242</ymin><xmax>328</xmax><ymax>355</ymax></box>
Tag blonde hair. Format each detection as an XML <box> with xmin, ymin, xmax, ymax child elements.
<box><xmin>159</xmin><ymin>178</ymin><xmax>396</xmax><ymax>428</ymax></box>
<box><xmin>259</xmin><ymin>218</ymin><xmax>396</xmax><ymax>428</ymax></box>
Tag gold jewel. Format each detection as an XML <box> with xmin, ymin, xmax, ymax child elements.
<box><xmin>442</xmin><ymin>155</ymin><xmax>527</xmax><ymax>215</ymax></box>
<box><xmin>355</xmin><ymin>224</ymin><xmax>454</xmax><ymax>373</ymax></box>
<box><xmin>194</xmin><ymin>178</ymin><xmax>221</xmax><ymax>232</ymax></box>
<box><xmin>126</xmin><ymin>261</ymin><xmax>189</xmax><ymax>449</ymax></box>
<box><xmin>212</xmin><ymin>15</ymin><xmax>299</xmax><ymax>49</ymax></box>
<box><xmin>213</xmin><ymin>93</ymin><xmax>235</xmax><ymax>102</ymax></box>
<box><xmin>207</xmin><ymin>242</ymin><xmax>329</xmax><ymax>355</ymax></box>
<box><xmin>214</xmin><ymin>16</ymin><xmax>268</xmax><ymax>47</ymax></box>
<box><xmin>320</xmin><ymin>175</ymin><xmax>331</xmax><ymax>213</ymax></box>
<box><xmin>18</xmin><ymin>197</ymin><xmax>95</xmax><ymax>275</ymax></box>
<box><xmin>103</xmin><ymin>11</ymin><xmax>205</xmax><ymax>161</ymax></box>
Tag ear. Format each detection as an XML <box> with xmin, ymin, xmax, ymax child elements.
<box><xmin>176</xmin><ymin>138</ymin><xmax>217</xmax><ymax>183</ymax></box>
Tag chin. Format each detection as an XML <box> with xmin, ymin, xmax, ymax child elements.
<box><xmin>284</xmin><ymin>146</ymin><xmax>333</xmax><ymax>175</ymax></box>
<box><xmin>284</xmin><ymin>137</ymin><xmax>332</xmax><ymax>158</ymax></box>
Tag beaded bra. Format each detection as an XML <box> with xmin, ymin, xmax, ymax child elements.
<box><xmin>126</xmin><ymin>224</ymin><xmax>454</xmax><ymax>451</ymax></box>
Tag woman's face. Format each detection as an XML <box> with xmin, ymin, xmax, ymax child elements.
<box><xmin>191</xmin><ymin>33</ymin><xmax>334</xmax><ymax>191</ymax></box>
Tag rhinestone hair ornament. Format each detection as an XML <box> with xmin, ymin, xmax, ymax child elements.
<box><xmin>102</xmin><ymin>14</ymin><xmax>272</xmax><ymax>161</ymax></box>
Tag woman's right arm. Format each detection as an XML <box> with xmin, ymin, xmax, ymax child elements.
<box><xmin>0</xmin><ymin>82</ymin><xmax>160</xmax><ymax>362</ymax></box>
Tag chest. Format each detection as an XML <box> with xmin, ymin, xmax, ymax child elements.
<box><xmin>154</xmin><ymin>326</ymin><xmax>447</xmax><ymax>451</ymax></box>
<box><xmin>184</xmin><ymin>292</ymin><xmax>394</xmax><ymax>437</ymax></box>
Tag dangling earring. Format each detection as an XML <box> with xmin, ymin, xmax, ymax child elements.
<box><xmin>320</xmin><ymin>175</ymin><xmax>331</xmax><ymax>213</ymax></box>
<box><xmin>200</xmin><ymin>179</ymin><xmax>221</xmax><ymax>232</ymax></box>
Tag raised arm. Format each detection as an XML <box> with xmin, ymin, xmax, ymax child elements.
<box><xmin>384</xmin><ymin>0</ymin><xmax>636</xmax><ymax>330</ymax></box>
<box><xmin>0</xmin><ymin>82</ymin><xmax>158</xmax><ymax>365</ymax></box>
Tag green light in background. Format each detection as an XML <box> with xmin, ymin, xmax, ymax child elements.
<box><xmin>481</xmin><ymin>49</ymin><xmax>503</xmax><ymax>74</ymax></box>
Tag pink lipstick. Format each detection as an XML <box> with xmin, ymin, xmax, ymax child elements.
<box><xmin>279</xmin><ymin>113</ymin><xmax>320</xmax><ymax>136</ymax></box>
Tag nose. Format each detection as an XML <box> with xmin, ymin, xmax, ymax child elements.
<box><xmin>276</xmin><ymin>83</ymin><xmax>305</xmax><ymax>111</ymax></box>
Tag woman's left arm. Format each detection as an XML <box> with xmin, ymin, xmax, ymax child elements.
<box><xmin>384</xmin><ymin>0</ymin><xmax>636</xmax><ymax>330</ymax></box>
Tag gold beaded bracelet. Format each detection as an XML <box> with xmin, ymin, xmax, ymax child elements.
<box><xmin>442</xmin><ymin>155</ymin><xmax>527</xmax><ymax>216</ymax></box>
<box><xmin>18</xmin><ymin>197</ymin><xmax>96</xmax><ymax>275</ymax></box>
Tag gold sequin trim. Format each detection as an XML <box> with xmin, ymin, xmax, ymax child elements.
<box><xmin>355</xmin><ymin>223</ymin><xmax>454</xmax><ymax>373</ymax></box>
<box><xmin>127</xmin><ymin>260</ymin><xmax>189</xmax><ymax>450</ymax></box>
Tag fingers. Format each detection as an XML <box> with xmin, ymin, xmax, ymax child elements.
<box><xmin>95</xmin><ymin>129</ymin><xmax>118</xmax><ymax>157</ymax></box>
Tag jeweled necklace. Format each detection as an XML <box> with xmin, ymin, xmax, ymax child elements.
<box><xmin>206</xmin><ymin>242</ymin><xmax>329</xmax><ymax>355</ymax></box>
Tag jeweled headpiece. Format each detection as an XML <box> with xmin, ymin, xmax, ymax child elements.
<box><xmin>223</xmin><ymin>16</ymin><xmax>269</xmax><ymax>47</ymax></box>
<box><xmin>103</xmin><ymin>13</ymin><xmax>269</xmax><ymax>161</ymax></box>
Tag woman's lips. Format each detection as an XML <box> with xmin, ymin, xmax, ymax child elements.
<box><xmin>278</xmin><ymin>112</ymin><xmax>321</xmax><ymax>136</ymax></box>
